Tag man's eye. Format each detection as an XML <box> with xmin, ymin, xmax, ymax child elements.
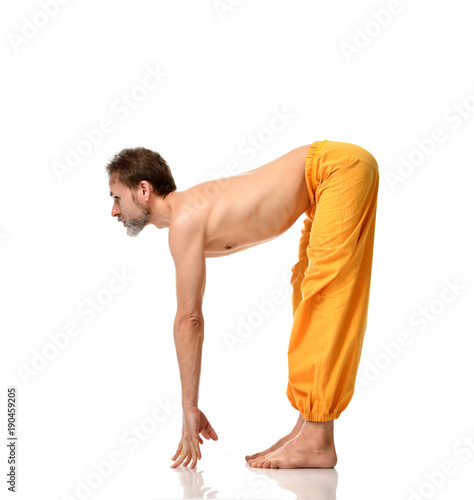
<box><xmin>114</xmin><ymin>196</ymin><xmax>120</xmax><ymax>200</ymax></box>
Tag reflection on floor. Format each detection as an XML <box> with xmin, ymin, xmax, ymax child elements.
<box><xmin>155</xmin><ymin>454</ymin><xmax>338</xmax><ymax>500</ymax></box>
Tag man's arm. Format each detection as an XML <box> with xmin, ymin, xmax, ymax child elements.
<box><xmin>168</xmin><ymin>218</ymin><xmax>206</xmax><ymax>410</ymax></box>
<box><xmin>168</xmin><ymin>218</ymin><xmax>219</xmax><ymax>468</ymax></box>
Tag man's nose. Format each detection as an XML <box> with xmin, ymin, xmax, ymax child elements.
<box><xmin>111</xmin><ymin>206</ymin><xmax>121</xmax><ymax>217</ymax></box>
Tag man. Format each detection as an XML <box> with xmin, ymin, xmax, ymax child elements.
<box><xmin>106</xmin><ymin>139</ymin><xmax>379</xmax><ymax>470</ymax></box>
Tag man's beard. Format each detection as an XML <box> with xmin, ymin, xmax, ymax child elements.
<box><xmin>118</xmin><ymin>196</ymin><xmax>151</xmax><ymax>237</ymax></box>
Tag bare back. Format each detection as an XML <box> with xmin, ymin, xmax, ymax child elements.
<box><xmin>169</xmin><ymin>143</ymin><xmax>316</xmax><ymax>257</ymax></box>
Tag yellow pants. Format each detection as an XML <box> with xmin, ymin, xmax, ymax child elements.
<box><xmin>287</xmin><ymin>140</ymin><xmax>379</xmax><ymax>421</ymax></box>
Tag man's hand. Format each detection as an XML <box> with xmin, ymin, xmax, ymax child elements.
<box><xmin>170</xmin><ymin>406</ymin><xmax>218</xmax><ymax>469</ymax></box>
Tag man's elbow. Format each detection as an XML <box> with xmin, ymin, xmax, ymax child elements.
<box><xmin>176</xmin><ymin>313</ymin><xmax>204</xmax><ymax>329</ymax></box>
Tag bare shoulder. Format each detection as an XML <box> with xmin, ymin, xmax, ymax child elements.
<box><xmin>168</xmin><ymin>213</ymin><xmax>207</xmax><ymax>320</ymax></box>
<box><xmin>168</xmin><ymin>213</ymin><xmax>207</xmax><ymax>260</ymax></box>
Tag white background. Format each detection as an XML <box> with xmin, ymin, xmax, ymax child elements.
<box><xmin>2</xmin><ymin>0</ymin><xmax>474</xmax><ymax>499</ymax></box>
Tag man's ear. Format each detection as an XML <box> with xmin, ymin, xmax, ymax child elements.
<box><xmin>139</xmin><ymin>180</ymin><xmax>152</xmax><ymax>200</ymax></box>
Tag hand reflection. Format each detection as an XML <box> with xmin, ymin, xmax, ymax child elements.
<box><xmin>171</xmin><ymin>468</ymin><xmax>218</xmax><ymax>499</ymax></box>
<box><xmin>170</xmin><ymin>461</ymin><xmax>337</xmax><ymax>499</ymax></box>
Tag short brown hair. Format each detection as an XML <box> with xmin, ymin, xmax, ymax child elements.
<box><xmin>105</xmin><ymin>146</ymin><xmax>176</xmax><ymax>198</ymax></box>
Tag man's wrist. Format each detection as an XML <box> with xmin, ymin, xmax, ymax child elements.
<box><xmin>182</xmin><ymin>402</ymin><xmax>198</xmax><ymax>411</ymax></box>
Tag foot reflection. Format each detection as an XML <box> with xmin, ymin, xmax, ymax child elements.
<box><xmin>248</xmin><ymin>467</ymin><xmax>338</xmax><ymax>500</ymax></box>
<box><xmin>171</xmin><ymin>464</ymin><xmax>337</xmax><ymax>499</ymax></box>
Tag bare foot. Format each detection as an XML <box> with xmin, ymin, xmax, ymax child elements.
<box><xmin>247</xmin><ymin>419</ymin><xmax>337</xmax><ymax>469</ymax></box>
<box><xmin>245</xmin><ymin>412</ymin><xmax>304</xmax><ymax>462</ymax></box>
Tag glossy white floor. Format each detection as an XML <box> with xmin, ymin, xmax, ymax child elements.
<box><xmin>157</xmin><ymin>453</ymin><xmax>341</xmax><ymax>499</ymax></box>
<box><xmin>52</xmin><ymin>417</ymin><xmax>472</xmax><ymax>500</ymax></box>
<box><xmin>139</xmin><ymin>417</ymin><xmax>473</xmax><ymax>500</ymax></box>
<box><xmin>3</xmin><ymin>1</ymin><xmax>474</xmax><ymax>499</ymax></box>
<box><xmin>12</xmin><ymin>387</ymin><xmax>471</xmax><ymax>499</ymax></box>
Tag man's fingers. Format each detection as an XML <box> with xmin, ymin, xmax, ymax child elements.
<box><xmin>182</xmin><ymin>452</ymin><xmax>192</xmax><ymax>468</ymax></box>
<box><xmin>208</xmin><ymin>427</ymin><xmax>218</xmax><ymax>440</ymax></box>
<box><xmin>171</xmin><ymin>442</ymin><xmax>183</xmax><ymax>460</ymax></box>
<box><xmin>171</xmin><ymin>436</ymin><xmax>203</xmax><ymax>468</ymax></box>
<box><xmin>171</xmin><ymin>444</ymin><xmax>188</xmax><ymax>468</ymax></box>
<box><xmin>189</xmin><ymin>448</ymin><xmax>197</xmax><ymax>469</ymax></box>
<box><xmin>173</xmin><ymin>449</ymin><xmax>190</xmax><ymax>468</ymax></box>
<box><xmin>170</xmin><ymin>454</ymin><xmax>183</xmax><ymax>468</ymax></box>
<box><xmin>202</xmin><ymin>424</ymin><xmax>218</xmax><ymax>441</ymax></box>
<box><xmin>190</xmin><ymin>437</ymin><xmax>201</xmax><ymax>460</ymax></box>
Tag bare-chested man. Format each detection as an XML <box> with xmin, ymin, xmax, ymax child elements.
<box><xmin>106</xmin><ymin>139</ymin><xmax>379</xmax><ymax>470</ymax></box>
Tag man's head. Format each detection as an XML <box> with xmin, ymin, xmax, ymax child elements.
<box><xmin>106</xmin><ymin>147</ymin><xmax>176</xmax><ymax>236</ymax></box>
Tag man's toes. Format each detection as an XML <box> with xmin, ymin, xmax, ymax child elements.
<box><xmin>248</xmin><ymin>453</ymin><xmax>272</xmax><ymax>468</ymax></box>
<box><xmin>246</xmin><ymin>452</ymin><xmax>263</xmax><ymax>462</ymax></box>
